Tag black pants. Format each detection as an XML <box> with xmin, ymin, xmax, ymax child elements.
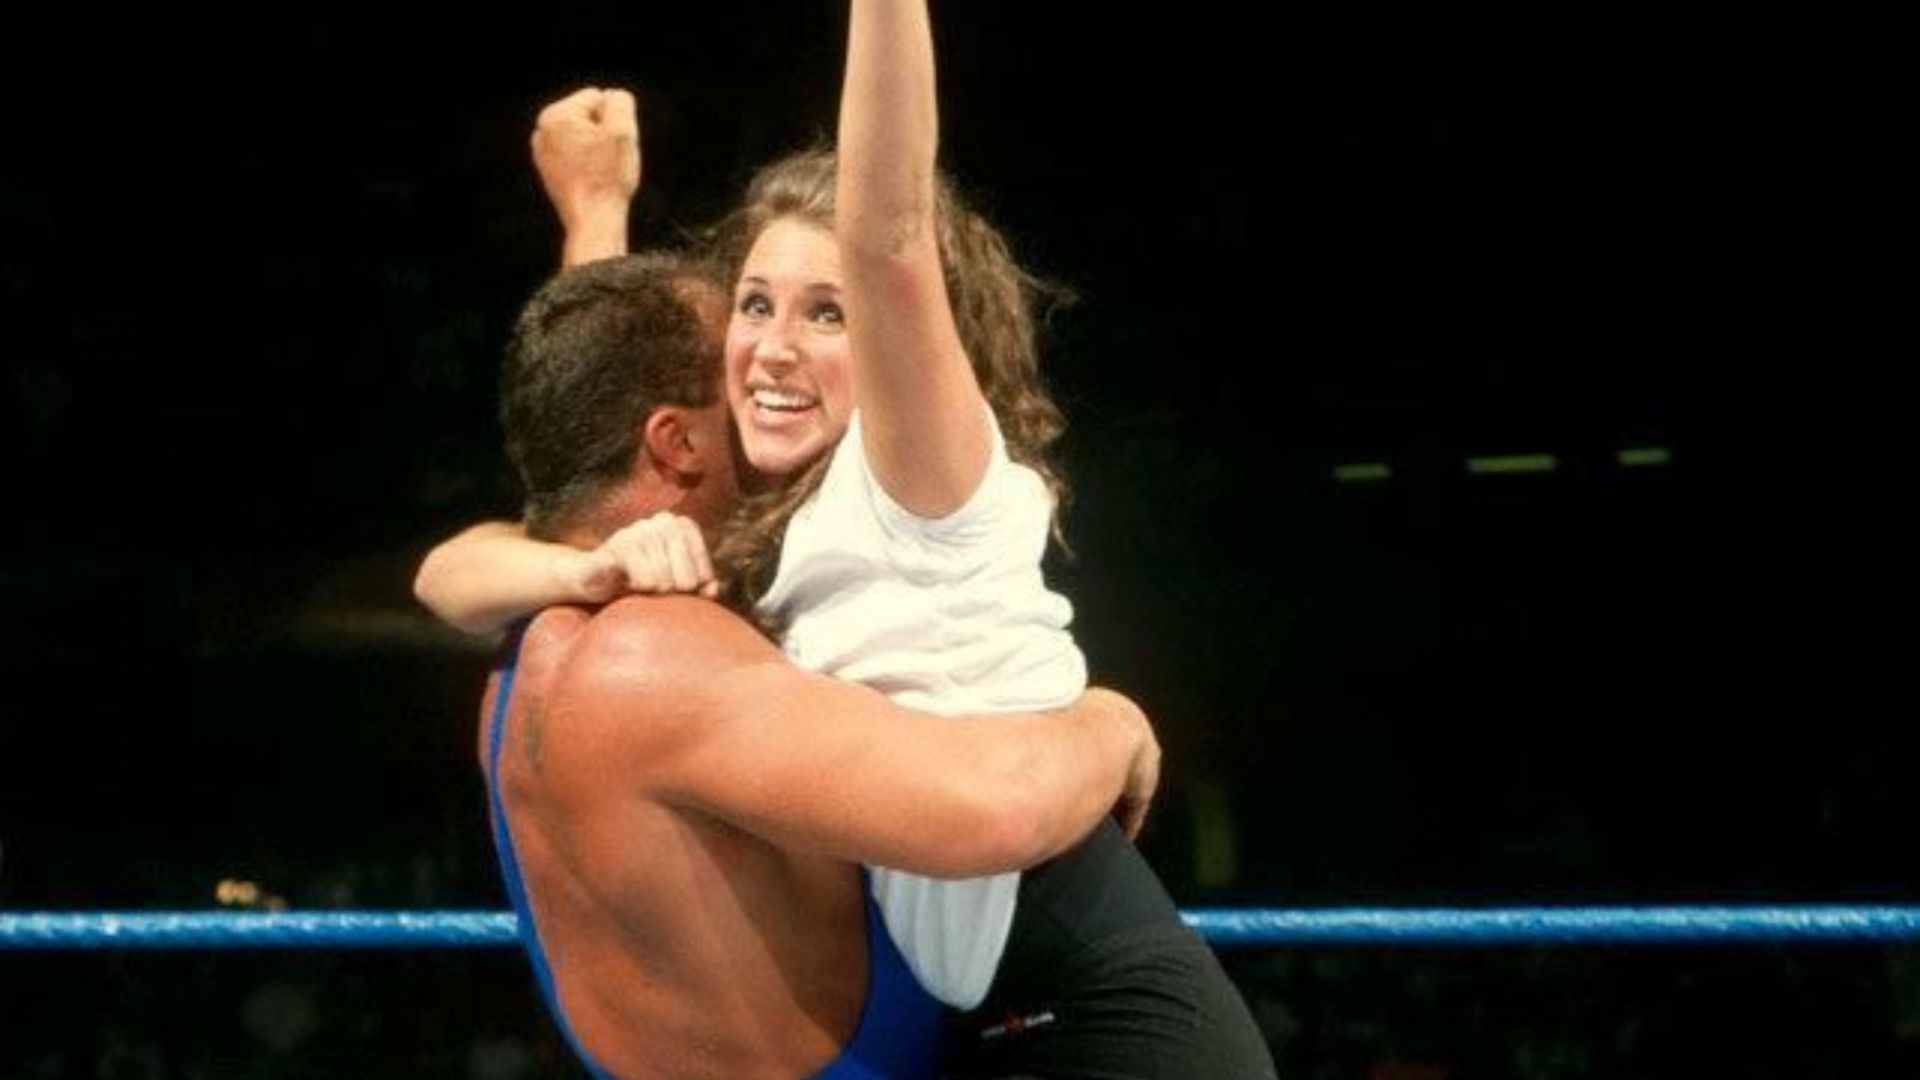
<box><xmin>943</xmin><ymin>822</ymin><xmax>1278</xmax><ymax>1080</ymax></box>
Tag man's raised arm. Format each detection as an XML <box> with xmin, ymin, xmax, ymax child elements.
<box><xmin>532</xmin><ymin>87</ymin><xmax>641</xmax><ymax>267</ymax></box>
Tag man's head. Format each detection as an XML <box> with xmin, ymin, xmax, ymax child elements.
<box><xmin>501</xmin><ymin>253</ymin><xmax>740</xmax><ymax>544</ymax></box>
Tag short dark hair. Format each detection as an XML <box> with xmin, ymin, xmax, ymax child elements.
<box><xmin>500</xmin><ymin>253</ymin><xmax>722</xmax><ymax>539</ymax></box>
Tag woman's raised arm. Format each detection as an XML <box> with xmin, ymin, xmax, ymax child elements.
<box><xmin>837</xmin><ymin>0</ymin><xmax>992</xmax><ymax>518</ymax></box>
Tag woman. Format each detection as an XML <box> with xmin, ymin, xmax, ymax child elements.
<box><xmin>420</xmin><ymin>3</ymin><xmax>1275</xmax><ymax>1075</ymax></box>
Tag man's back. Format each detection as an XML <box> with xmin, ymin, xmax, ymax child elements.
<box><xmin>483</xmin><ymin>601</ymin><xmax>879</xmax><ymax>1080</ymax></box>
<box><xmin>479</xmin><ymin>594</ymin><xmax>1152</xmax><ymax>1078</ymax></box>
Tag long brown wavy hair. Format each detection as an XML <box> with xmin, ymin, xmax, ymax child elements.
<box><xmin>704</xmin><ymin>149</ymin><xmax>1074</xmax><ymax>623</ymax></box>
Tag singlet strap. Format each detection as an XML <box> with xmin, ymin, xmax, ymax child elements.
<box><xmin>807</xmin><ymin>868</ymin><xmax>945</xmax><ymax>1080</ymax></box>
<box><xmin>486</xmin><ymin>623</ymin><xmax>620</xmax><ymax>1080</ymax></box>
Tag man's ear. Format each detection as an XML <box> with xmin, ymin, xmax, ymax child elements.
<box><xmin>641</xmin><ymin>408</ymin><xmax>697</xmax><ymax>474</ymax></box>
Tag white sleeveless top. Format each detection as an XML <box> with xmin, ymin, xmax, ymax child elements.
<box><xmin>757</xmin><ymin>409</ymin><xmax>1086</xmax><ymax>1008</ymax></box>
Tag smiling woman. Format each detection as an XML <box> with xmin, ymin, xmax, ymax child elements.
<box><xmin>702</xmin><ymin>143</ymin><xmax>1074</xmax><ymax>614</ymax></box>
<box><xmin>726</xmin><ymin>216</ymin><xmax>855</xmax><ymax>479</ymax></box>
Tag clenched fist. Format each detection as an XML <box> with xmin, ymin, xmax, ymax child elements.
<box><xmin>533</xmin><ymin>87</ymin><xmax>641</xmax><ymax>266</ymax></box>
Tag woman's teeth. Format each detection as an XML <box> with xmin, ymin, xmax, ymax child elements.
<box><xmin>752</xmin><ymin>388</ymin><xmax>816</xmax><ymax>412</ymax></box>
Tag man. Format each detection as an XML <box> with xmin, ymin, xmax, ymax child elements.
<box><xmin>470</xmin><ymin>252</ymin><xmax>1158</xmax><ymax>1079</ymax></box>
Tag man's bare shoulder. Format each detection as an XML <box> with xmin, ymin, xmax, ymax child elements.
<box><xmin>542</xmin><ymin>597</ymin><xmax>785</xmax><ymax>742</ymax></box>
<box><xmin>570</xmin><ymin>596</ymin><xmax>779</xmax><ymax>679</ymax></box>
<box><xmin>520</xmin><ymin>605</ymin><xmax>595</xmax><ymax>666</ymax></box>
<box><xmin>508</xmin><ymin>599</ymin><xmax>775</xmax><ymax>797</ymax></box>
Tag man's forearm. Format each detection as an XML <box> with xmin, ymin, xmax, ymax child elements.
<box><xmin>608</xmin><ymin>599</ymin><xmax>1153</xmax><ymax>878</ymax></box>
<box><xmin>962</xmin><ymin>689</ymin><xmax>1151</xmax><ymax>870</ymax></box>
<box><xmin>560</xmin><ymin>212</ymin><xmax>629</xmax><ymax>267</ymax></box>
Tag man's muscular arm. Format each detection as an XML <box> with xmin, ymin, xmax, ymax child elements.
<box><xmin>554</xmin><ymin>596</ymin><xmax>1155</xmax><ymax>877</ymax></box>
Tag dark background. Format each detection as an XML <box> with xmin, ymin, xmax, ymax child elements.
<box><xmin>0</xmin><ymin>3</ymin><xmax>1903</xmax><ymax>1077</ymax></box>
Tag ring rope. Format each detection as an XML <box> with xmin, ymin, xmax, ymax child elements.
<box><xmin>4</xmin><ymin>906</ymin><xmax>1918</xmax><ymax>951</ymax></box>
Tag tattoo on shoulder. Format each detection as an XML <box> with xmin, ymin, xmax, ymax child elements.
<box><xmin>521</xmin><ymin>701</ymin><xmax>544</xmax><ymax>771</ymax></box>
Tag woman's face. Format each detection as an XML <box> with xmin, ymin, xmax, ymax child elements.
<box><xmin>725</xmin><ymin>217</ymin><xmax>854</xmax><ymax>478</ymax></box>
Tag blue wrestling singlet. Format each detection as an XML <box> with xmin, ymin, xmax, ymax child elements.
<box><xmin>485</xmin><ymin>625</ymin><xmax>945</xmax><ymax>1080</ymax></box>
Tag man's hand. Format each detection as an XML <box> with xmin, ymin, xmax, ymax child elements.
<box><xmin>1082</xmin><ymin>688</ymin><xmax>1159</xmax><ymax>840</ymax></box>
<box><xmin>533</xmin><ymin>86</ymin><xmax>641</xmax><ymax>266</ymax></box>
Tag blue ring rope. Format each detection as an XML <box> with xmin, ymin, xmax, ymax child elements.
<box><xmin>4</xmin><ymin>906</ymin><xmax>1919</xmax><ymax>951</ymax></box>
